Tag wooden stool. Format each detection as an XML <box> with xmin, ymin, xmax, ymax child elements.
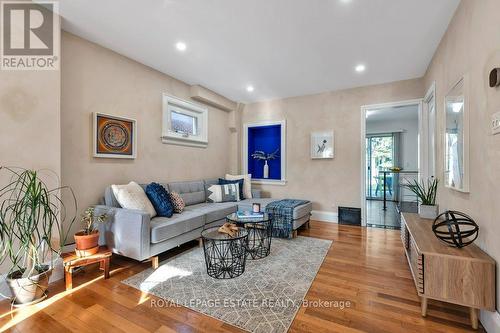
<box><xmin>62</xmin><ymin>246</ymin><xmax>112</xmax><ymax>290</ymax></box>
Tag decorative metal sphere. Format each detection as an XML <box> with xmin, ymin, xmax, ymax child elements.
<box><xmin>432</xmin><ymin>211</ymin><xmax>479</xmax><ymax>248</ymax></box>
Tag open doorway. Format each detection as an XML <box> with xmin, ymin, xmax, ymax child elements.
<box><xmin>361</xmin><ymin>100</ymin><xmax>422</xmax><ymax>229</ymax></box>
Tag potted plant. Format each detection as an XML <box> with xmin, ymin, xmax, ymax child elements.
<box><xmin>0</xmin><ymin>167</ymin><xmax>75</xmax><ymax>306</ymax></box>
<box><xmin>251</xmin><ymin>148</ymin><xmax>279</xmax><ymax>179</ymax></box>
<box><xmin>403</xmin><ymin>178</ymin><xmax>439</xmax><ymax>219</ymax></box>
<box><xmin>74</xmin><ymin>207</ymin><xmax>107</xmax><ymax>257</ymax></box>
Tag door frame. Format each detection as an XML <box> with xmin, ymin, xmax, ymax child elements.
<box><xmin>422</xmin><ymin>81</ymin><xmax>437</xmax><ymax>180</ymax></box>
<box><xmin>365</xmin><ymin>133</ymin><xmax>397</xmax><ymax>200</ymax></box>
<box><xmin>360</xmin><ymin>99</ymin><xmax>423</xmax><ymax>226</ymax></box>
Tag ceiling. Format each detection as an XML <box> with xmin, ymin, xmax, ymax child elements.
<box><xmin>57</xmin><ymin>0</ymin><xmax>460</xmax><ymax>103</ymax></box>
<box><xmin>366</xmin><ymin>105</ymin><xmax>419</xmax><ymax>123</ymax></box>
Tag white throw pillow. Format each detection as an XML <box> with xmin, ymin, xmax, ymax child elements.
<box><xmin>207</xmin><ymin>184</ymin><xmax>240</xmax><ymax>203</ymax></box>
<box><xmin>225</xmin><ymin>174</ymin><xmax>252</xmax><ymax>199</ymax></box>
<box><xmin>111</xmin><ymin>181</ymin><xmax>157</xmax><ymax>217</ymax></box>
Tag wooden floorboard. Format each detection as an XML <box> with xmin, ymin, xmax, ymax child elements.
<box><xmin>0</xmin><ymin>221</ymin><xmax>485</xmax><ymax>332</ymax></box>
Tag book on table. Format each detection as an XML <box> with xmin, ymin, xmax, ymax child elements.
<box><xmin>237</xmin><ymin>211</ymin><xmax>264</xmax><ymax>219</ymax></box>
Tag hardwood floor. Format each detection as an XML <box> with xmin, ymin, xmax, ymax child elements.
<box><xmin>0</xmin><ymin>221</ymin><xmax>485</xmax><ymax>332</ymax></box>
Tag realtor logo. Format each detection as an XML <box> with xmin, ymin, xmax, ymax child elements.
<box><xmin>1</xmin><ymin>1</ymin><xmax>59</xmax><ymax>70</ymax></box>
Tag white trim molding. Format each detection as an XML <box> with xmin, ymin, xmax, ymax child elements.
<box><xmin>162</xmin><ymin>94</ymin><xmax>208</xmax><ymax>148</ymax></box>
<box><xmin>481</xmin><ymin>310</ymin><xmax>500</xmax><ymax>333</ymax></box>
<box><xmin>360</xmin><ymin>99</ymin><xmax>423</xmax><ymax>227</ymax></box>
<box><xmin>242</xmin><ymin>120</ymin><xmax>287</xmax><ymax>183</ymax></box>
<box><xmin>251</xmin><ymin>179</ymin><xmax>287</xmax><ymax>186</ymax></box>
<box><xmin>311</xmin><ymin>210</ymin><xmax>338</xmax><ymax>223</ymax></box>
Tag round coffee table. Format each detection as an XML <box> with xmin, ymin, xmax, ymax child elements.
<box><xmin>226</xmin><ymin>212</ymin><xmax>273</xmax><ymax>260</ymax></box>
<box><xmin>201</xmin><ymin>226</ymin><xmax>248</xmax><ymax>279</ymax></box>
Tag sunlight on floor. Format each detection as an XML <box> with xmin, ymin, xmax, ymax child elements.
<box><xmin>139</xmin><ymin>265</ymin><xmax>193</xmax><ymax>295</ymax></box>
<box><xmin>0</xmin><ymin>266</ymin><xmax>126</xmax><ymax>331</ymax></box>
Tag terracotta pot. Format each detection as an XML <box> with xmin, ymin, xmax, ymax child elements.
<box><xmin>74</xmin><ymin>230</ymin><xmax>99</xmax><ymax>256</ymax></box>
<box><xmin>6</xmin><ymin>265</ymin><xmax>52</xmax><ymax>306</ymax></box>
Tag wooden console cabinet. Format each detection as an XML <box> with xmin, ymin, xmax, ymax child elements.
<box><xmin>401</xmin><ymin>213</ymin><xmax>495</xmax><ymax>329</ymax></box>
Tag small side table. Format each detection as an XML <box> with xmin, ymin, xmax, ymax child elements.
<box><xmin>62</xmin><ymin>246</ymin><xmax>112</xmax><ymax>290</ymax></box>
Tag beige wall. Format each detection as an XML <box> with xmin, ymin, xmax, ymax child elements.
<box><xmin>241</xmin><ymin>78</ymin><xmax>424</xmax><ymax>212</ymax></box>
<box><xmin>61</xmin><ymin>32</ymin><xmax>232</xmax><ymax>237</ymax></box>
<box><xmin>423</xmin><ymin>0</ymin><xmax>500</xmax><ymax>312</ymax></box>
<box><xmin>0</xmin><ymin>65</ymin><xmax>61</xmax><ymax>274</ymax></box>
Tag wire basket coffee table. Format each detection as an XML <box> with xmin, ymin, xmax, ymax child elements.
<box><xmin>201</xmin><ymin>226</ymin><xmax>249</xmax><ymax>279</ymax></box>
<box><xmin>226</xmin><ymin>212</ymin><xmax>273</xmax><ymax>260</ymax></box>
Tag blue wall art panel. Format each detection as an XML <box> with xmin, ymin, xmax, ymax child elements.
<box><xmin>247</xmin><ymin>124</ymin><xmax>281</xmax><ymax>180</ymax></box>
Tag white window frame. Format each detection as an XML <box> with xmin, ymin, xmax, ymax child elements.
<box><xmin>242</xmin><ymin>120</ymin><xmax>287</xmax><ymax>186</ymax></box>
<box><xmin>162</xmin><ymin>94</ymin><xmax>208</xmax><ymax>148</ymax></box>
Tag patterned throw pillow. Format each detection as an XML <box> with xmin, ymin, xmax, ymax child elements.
<box><xmin>169</xmin><ymin>192</ymin><xmax>185</xmax><ymax>213</ymax></box>
<box><xmin>218</xmin><ymin>178</ymin><xmax>244</xmax><ymax>200</ymax></box>
<box><xmin>111</xmin><ymin>181</ymin><xmax>157</xmax><ymax>217</ymax></box>
<box><xmin>145</xmin><ymin>183</ymin><xmax>174</xmax><ymax>218</ymax></box>
<box><xmin>206</xmin><ymin>184</ymin><xmax>240</xmax><ymax>203</ymax></box>
<box><xmin>225</xmin><ymin>174</ymin><xmax>252</xmax><ymax>199</ymax></box>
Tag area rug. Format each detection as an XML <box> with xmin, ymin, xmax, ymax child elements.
<box><xmin>122</xmin><ymin>236</ymin><xmax>332</xmax><ymax>333</ymax></box>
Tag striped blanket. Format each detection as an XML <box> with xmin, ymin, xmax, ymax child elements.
<box><xmin>265</xmin><ymin>199</ymin><xmax>310</xmax><ymax>238</ymax></box>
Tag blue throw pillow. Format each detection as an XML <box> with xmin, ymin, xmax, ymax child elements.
<box><xmin>145</xmin><ymin>183</ymin><xmax>174</xmax><ymax>217</ymax></box>
<box><xmin>218</xmin><ymin>178</ymin><xmax>244</xmax><ymax>200</ymax></box>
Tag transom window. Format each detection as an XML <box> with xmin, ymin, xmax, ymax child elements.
<box><xmin>162</xmin><ymin>94</ymin><xmax>208</xmax><ymax>147</ymax></box>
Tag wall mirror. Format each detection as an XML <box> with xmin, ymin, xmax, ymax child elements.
<box><xmin>444</xmin><ymin>76</ymin><xmax>469</xmax><ymax>192</ymax></box>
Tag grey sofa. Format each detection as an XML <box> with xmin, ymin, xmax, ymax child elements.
<box><xmin>95</xmin><ymin>178</ymin><xmax>312</xmax><ymax>266</ymax></box>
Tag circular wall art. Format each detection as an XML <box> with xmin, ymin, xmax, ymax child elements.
<box><xmin>93</xmin><ymin>113</ymin><xmax>136</xmax><ymax>158</ymax></box>
<box><xmin>100</xmin><ymin>122</ymin><xmax>129</xmax><ymax>150</ymax></box>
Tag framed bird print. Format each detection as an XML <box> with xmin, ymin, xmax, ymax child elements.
<box><xmin>93</xmin><ymin>113</ymin><xmax>137</xmax><ymax>159</ymax></box>
<box><xmin>311</xmin><ymin>131</ymin><xmax>334</xmax><ymax>159</ymax></box>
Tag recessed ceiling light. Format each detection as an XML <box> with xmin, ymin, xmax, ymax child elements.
<box><xmin>246</xmin><ymin>85</ymin><xmax>254</xmax><ymax>92</ymax></box>
<box><xmin>340</xmin><ymin>0</ymin><xmax>352</xmax><ymax>3</ymax></box>
<box><xmin>355</xmin><ymin>64</ymin><xmax>366</xmax><ymax>73</ymax></box>
<box><xmin>175</xmin><ymin>41</ymin><xmax>187</xmax><ymax>51</ymax></box>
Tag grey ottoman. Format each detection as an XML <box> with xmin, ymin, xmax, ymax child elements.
<box><xmin>237</xmin><ymin>198</ymin><xmax>312</xmax><ymax>236</ymax></box>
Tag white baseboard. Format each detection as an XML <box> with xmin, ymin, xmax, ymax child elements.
<box><xmin>481</xmin><ymin>309</ymin><xmax>500</xmax><ymax>333</ymax></box>
<box><xmin>311</xmin><ymin>210</ymin><xmax>338</xmax><ymax>223</ymax></box>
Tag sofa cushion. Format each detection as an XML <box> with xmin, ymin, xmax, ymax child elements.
<box><xmin>104</xmin><ymin>186</ymin><xmax>121</xmax><ymax>208</ymax></box>
<box><xmin>150</xmin><ymin>212</ymin><xmax>205</xmax><ymax>243</ymax></box>
<box><xmin>169</xmin><ymin>192</ymin><xmax>185</xmax><ymax>213</ymax></box>
<box><xmin>218</xmin><ymin>178</ymin><xmax>244</xmax><ymax>200</ymax></box>
<box><xmin>238</xmin><ymin>199</ymin><xmax>312</xmax><ymax>220</ymax></box>
<box><xmin>145</xmin><ymin>183</ymin><xmax>174</xmax><ymax>217</ymax></box>
<box><xmin>167</xmin><ymin>180</ymin><xmax>206</xmax><ymax>206</ymax></box>
<box><xmin>185</xmin><ymin>202</ymin><xmax>237</xmax><ymax>223</ymax></box>
<box><xmin>225</xmin><ymin>174</ymin><xmax>252</xmax><ymax>199</ymax></box>
<box><xmin>206</xmin><ymin>184</ymin><xmax>240</xmax><ymax>203</ymax></box>
<box><xmin>111</xmin><ymin>181</ymin><xmax>157</xmax><ymax>217</ymax></box>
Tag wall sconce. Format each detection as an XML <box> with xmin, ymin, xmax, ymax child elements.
<box><xmin>490</xmin><ymin>68</ymin><xmax>500</xmax><ymax>87</ymax></box>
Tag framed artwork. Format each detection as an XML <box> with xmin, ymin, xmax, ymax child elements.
<box><xmin>311</xmin><ymin>131</ymin><xmax>334</xmax><ymax>159</ymax></box>
<box><xmin>93</xmin><ymin>113</ymin><xmax>137</xmax><ymax>159</ymax></box>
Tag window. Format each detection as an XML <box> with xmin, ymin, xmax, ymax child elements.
<box><xmin>162</xmin><ymin>94</ymin><xmax>208</xmax><ymax>147</ymax></box>
<box><xmin>171</xmin><ymin>111</ymin><xmax>197</xmax><ymax>136</ymax></box>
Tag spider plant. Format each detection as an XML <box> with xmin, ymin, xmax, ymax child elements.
<box><xmin>403</xmin><ymin>178</ymin><xmax>439</xmax><ymax>206</ymax></box>
<box><xmin>0</xmin><ymin>167</ymin><xmax>76</xmax><ymax>304</ymax></box>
